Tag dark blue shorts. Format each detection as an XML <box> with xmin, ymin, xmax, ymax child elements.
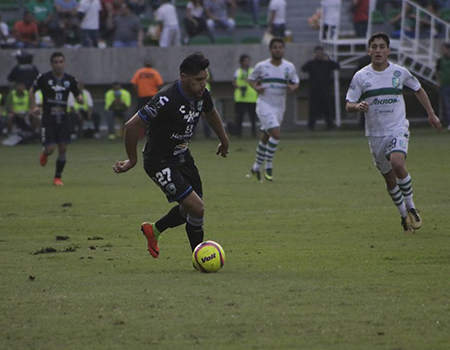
<box><xmin>144</xmin><ymin>160</ymin><xmax>203</xmax><ymax>203</ymax></box>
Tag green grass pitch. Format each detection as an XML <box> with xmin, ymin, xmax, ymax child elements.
<box><xmin>1</xmin><ymin>128</ymin><xmax>449</xmax><ymax>349</ymax></box>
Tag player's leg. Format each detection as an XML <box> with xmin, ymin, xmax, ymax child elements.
<box><xmin>370</xmin><ymin>136</ymin><xmax>412</xmax><ymax>233</ymax></box>
<box><xmin>390</xmin><ymin>152</ymin><xmax>421</xmax><ymax>229</ymax></box>
<box><xmin>39</xmin><ymin>123</ymin><xmax>56</xmax><ymax>167</ymax></box>
<box><xmin>53</xmin><ymin>142</ymin><xmax>67</xmax><ymax>186</ymax></box>
<box><xmin>250</xmin><ymin>131</ymin><xmax>268</xmax><ymax>181</ymax></box>
<box><xmin>180</xmin><ymin>191</ymin><xmax>205</xmax><ymax>251</ymax></box>
<box><xmin>382</xmin><ymin>169</ymin><xmax>413</xmax><ymax>234</ymax></box>
<box><xmin>386</xmin><ymin>130</ymin><xmax>421</xmax><ymax>229</ymax></box>
<box><xmin>235</xmin><ymin>102</ymin><xmax>244</xmax><ymax>137</ymax></box>
<box><xmin>263</xmin><ymin>127</ymin><xmax>280</xmax><ymax>181</ymax></box>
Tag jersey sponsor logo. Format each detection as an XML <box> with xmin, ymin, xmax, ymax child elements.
<box><xmin>48</xmin><ymin>79</ymin><xmax>53</xmax><ymax>85</ymax></box>
<box><xmin>165</xmin><ymin>183</ymin><xmax>177</xmax><ymax>195</ymax></box>
<box><xmin>364</xmin><ymin>82</ymin><xmax>372</xmax><ymax>88</ymax></box>
<box><xmin>64</xmin><ymin>81</ymin><xmax>70</xmax><ymax>88</ymax></box>
<box><xmin>51</xmin><ymin>85</ymin><xmax>67</xmax><ymax>92</ymax></box>
<box><xmin>173</xmin><ymin>141</ymin><xmax>189</xmax><ymax>155</ymax></box>
<box><xmin>392</xmin><ymin>78</ymin><xmax>400</xmax><ymax>88</ymax></box>
<box><xmin>183</xmin><ymin>110</ymin><xmax>199</xmax><ymax>123</ymax></box>
<box><xmin>144</xmin><ymin>104</ymin><xmax>158</xmax><ymax>118</ymax></box>
<box><xmin>143</xmin><ymin>96</ymin><xmax>170</xmax><ymax>118</ymax></box>
<box><xmin>393</xmin><ymin>70</ymin><xmax>402</xmax><ymax>77</ymax></box>
<box><xmin>158</xmin><ymin>96</ymin><xmax>169</xmax><ymax>106</ymax></box>
<box><xmin>349</xmin><ymin>83</ymin><xmax>356</xmax><ymax>91</ymax></box>
<box><xmin>370</xmin><ymin>97</ymin><xmax>399</xmax><ymax>105</ymax></box>
<box><xmin>197</xmin><ymin>100</ymin><xmax>203</xmax><ymax>111</ymax></box>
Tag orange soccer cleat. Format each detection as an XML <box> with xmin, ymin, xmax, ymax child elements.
<box><xmin>53</xmin><ymin>178</ymin><xmax>64</xmax><ymax>186</ymax></box>
<box><xmin>140</xmin><ymin>222</ymin><xmax>160</xmax><ymax>258</ymax></box>
<box><xmin>39</xmin><ymin>153</ymin><xmax>48</xmax><ymax>167</ymax></box>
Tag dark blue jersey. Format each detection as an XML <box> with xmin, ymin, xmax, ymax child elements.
<box><xmin>32</xmin><ymin>71</ymin><xmax>80</xmax><ymax>124</ymax></box>
<box><xmin>138</xmin><ymin>80</ymin><xmax>214</xmax><ymax>166</ymax></box>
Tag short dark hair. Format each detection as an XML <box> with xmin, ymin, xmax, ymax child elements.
<box><xmin>368</xmin><ymin>32</ymin><xmax>390</xmax><ymax>48</ymax></box>
<box><xmin>314</xmin><ymin>45</ymin><xmax>324</xmax><ymax>52</ymax></box>
<box><xmin>50</xmin><ymin>52</ymin><xmax>65</xmax><ymax>63</ymax></box>
<box><xmin>269</xmin><ymin>37</ymin><xmax>285</xmax><ymax>49</ymax></box>
<box><xmin>239</xmin><ymin>54</ymin><xmax>250</xmax><ymax>63</ymax></box>
<box><xmin>179</xmin><ymin>52</ymin><xmax>210</xmax><ymax>76</ymax></box>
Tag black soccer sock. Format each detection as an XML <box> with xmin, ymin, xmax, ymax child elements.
<box><xmin>186</xmin><ymin>222</ymin><xmax>204</xmax><ymax>252</ymax></box>
<box><xmin>155</xmin><ymin>205</ymin><xmax>187</xmax><ymax>233</ymax></box>
<box><xmin>55</xmin><ymin>158</ymin><xmax>66</xmax><ymax>178</ymax></box>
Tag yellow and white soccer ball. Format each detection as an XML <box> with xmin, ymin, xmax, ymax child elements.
<box><xmin>192</xmin><ymin>240</ymin><xmax>225</xmax><ymax>273</ymax></box>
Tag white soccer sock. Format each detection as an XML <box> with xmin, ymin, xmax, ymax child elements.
<box><xmin>388</xmin><ymin>185</ymin><xmax>407</xmax><ymax>218</ymax></box>
<box><xmin>265</xmin><ymin>137</ymin><xmax>279</xmax><ymax>170</ymax></box>
<box><xmin>397</xmin><ymin>175</ymin><xmax>416</xmax><ymax>210</ymax></box>
<box><xmin>253</xmin><ymin>141</ymin><xmax>267</xmax><ymax>171</ymax></box>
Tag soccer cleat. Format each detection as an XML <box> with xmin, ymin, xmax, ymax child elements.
<box><xmin>401</xmin><ymin>216</ymin><xmax>414</xmax><ymax>234</ymax></box>
<box><xmin>250</xmin><ymin>168</ymin><xmax>261</xmax><ymax>182</ymax></box>
<box><xmin>53</xmin><ymin>178</ymin><xmax>64</xmax><ymax>186</ymax></box>
<box><xmin>40</xmin><ymin>153</ymin><xmax>48</xmax><ymax>167</ymax></box>
<box><xmin>140</xmin><ymin>222</ymin><xmax>160</xmax><ymax>258</ymax></box>
<box><xmin>264</xmin><ymin>168</ymin><xmax>273</xmax><ymax>182</ymax></box>
<box><xmin>408</xmin><ymin>208</ymin><xmax>422</xmax><ymax>230</ymax></box>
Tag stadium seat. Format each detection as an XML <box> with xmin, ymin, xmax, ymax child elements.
<box><xmin>387</xmin><ymin>8</ymin><xmax>401</xmax><ymax>21</ymax></box>
<box><xmin>189</xmin><ymin>36</ymin><xmax>212</xmax><ymax>45</ymax></box>
<box><xmin>240</xmin><ymin>36</ymin><xmax>261</xmax><ymax>44</ymax></box>
<box><xmin>441</xmin><ymin>8</ymin><xmax>450</xmax><ymax>22</ymax></box>
<box><xmin>175</xmin><ymin>0</ymin><xmax>188</xmax><ymax>8</ymax></box>
<box><xmin>215</xmin><ymin>37</ymin><xmax>235</xmax><ymax>45</ymax></box>
<box><xmin>371</xmin><ymin>10</ymin><xmax>385</xmax><ymax>24</ymax></box>
<box><xmin>258</xmin><ymin>13</ymin><xmax>268</xmax><ymax>26</ymax></box>
<box><xmin>235</xmin><ymin>13</ymin><xmax>254</xmax><ymax>27</ymax></box>
<box><xmin>140</xmin><ymin>16</ymin><xmax>156</xmax><ymax>30</ymax></box>
<box><xmin>0</xmin><ymin>0</ymin><xmax>19</xmax><ymax>10</ymax></box>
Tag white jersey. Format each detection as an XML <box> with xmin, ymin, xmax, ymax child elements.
<box><xmin>346</xmin><ymin>62</ymin><xmax>421</xmax><ymax>137</ymax></box>
<box><xmin>156</xmin><ymin>3</ymin><xmax>180</xmax><ymax>27</ymax></box>
<box><xmin>249</xmin><ymin>58</ymin><xmax>299</xmax><ymax>113</ymax></box>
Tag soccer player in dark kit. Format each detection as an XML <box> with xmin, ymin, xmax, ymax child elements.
<box><xmin>30</xmin><ymin>52</ymin><xmax>83</xmax><ymax>186</ymax></box>
<box><xmin>113</xmin><ymin>52</ymin><xmax>229</xmax><ymax>258</ymax></box>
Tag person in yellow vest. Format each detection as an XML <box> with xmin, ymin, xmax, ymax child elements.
<box><xmin>105</xmin><ymin>82</ymin><xmax>131</xmax><ymax>140</ymax></box>
<box><xmin>232</xmin><ymin>55</ymin><xmax>258</xmax><ymax>137</ymax></box>
<box><xmin>5</xmin><ymin>81</ymin><xmax>39</xmax><ymax>138</ymax></box>
<box><xmin>68</xmin><ymin>81</ymin><xmax>100</xmax><ymax>139</ymax></box>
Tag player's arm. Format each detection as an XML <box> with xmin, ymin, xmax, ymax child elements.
<box><xmin>203</xmin><ymin>107</ymin><xmax>229</xmax><ymax>158</ymax></box>
<box><xmin>346</xmin><ymin>101</ymin><xmax>369</xmax><ymax>113</ymax></box>
<box><xmin>113</xmin><ymin>113</ymin><xmax>146</xmax><ymax>173</ymax></box>
<box><xmin>414</xmin><ymin>87</ymin><xmax>442</xmax><ymax>131</ymax></box>
<box><xmin>287</xmin><ymin>82</ymin><xmax>299</xmax><ymax>94</ymax></box>
<box><xmin>248</xmin><ymin>79</ymin><xmax>264</xmax><ymax>94</ymax></box>
<box><xmin>29</xmin><ymin>86</ymin><xmax>41</xmax><ymax>116</ymax></box>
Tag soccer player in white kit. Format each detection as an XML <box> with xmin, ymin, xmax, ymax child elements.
<box><xmin>346</xmin><ymin>32</ymin><xmax>442</xmax><ymax>234</ymax></box>
<box><xmin>248</xmin><ymin>37</ymin><xmax>299</xmax><ymax>181</ymax></box>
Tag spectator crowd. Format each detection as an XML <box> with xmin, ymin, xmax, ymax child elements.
<box><xmin>0</xmin><ymin>0</ymin><xmax>286</xmax><ymax>49</ymax></box>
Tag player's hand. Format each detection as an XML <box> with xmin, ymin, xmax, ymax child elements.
<box><xmin>32</xmin><ymin>106</ymin><xmax>42</xmax><ymax>117</ymax></box>
<box><xmin>286</xmin><ymin>84</ymin><xmax>296</xmax><ymax>93</ymax></box>
<box><xmin>216</xmin><ymin>142</ymin><xmax>229</xmax><ymax>158</ymax></box>
<box><xmin>428</xmin><ymin>113</ymin><xmax>442</xmax><ymax>132</ymax></box>
<box><xmin>113</xmin><ymin>159</ymin><xmax>136</xmax><ymax>173</ymax></box>
<box><xmin>256</xmin><ymin>87</ymin><xmax>265</xmax><ymax>95</ymax></box>
<box><xmin>357</xmin><ymin>101</ymin><xmax>369</xmax><ymax>113</ymax></box>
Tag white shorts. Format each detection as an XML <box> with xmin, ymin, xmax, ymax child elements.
<box><xmin>368</xmin><ymin>127</ymin><xmax>410</xmax><ymax>175</ymax></box>
<box><xmin>256</xmin><ymin>104</ymin><xmax>284</xmax><ymax>132</ymax></box>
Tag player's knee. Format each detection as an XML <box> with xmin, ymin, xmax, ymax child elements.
<box><xmin>192</xmin><ymin>203</ymin><xmax>204</xmax><ymax>219</ymax></box>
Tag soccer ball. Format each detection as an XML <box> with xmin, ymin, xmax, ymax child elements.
<box><xmin>192</xmin><ymin>240</ymin><xmax>225</xmax><ymax>273</ymax></box>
